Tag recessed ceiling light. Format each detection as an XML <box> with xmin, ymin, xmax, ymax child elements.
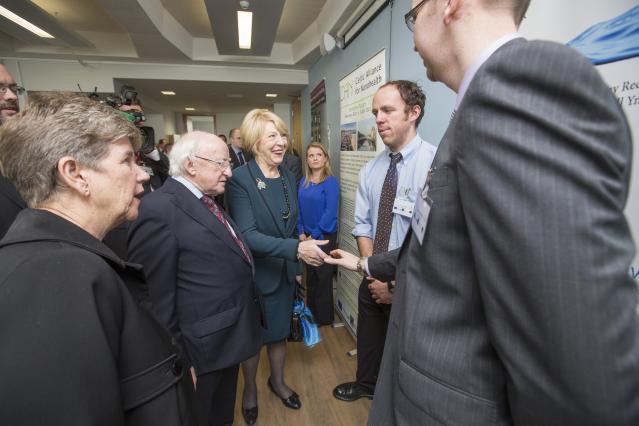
<box><xmin>161</xmin><ymin>91</ymin><xmax>176</xmax><ymax>95</ymax></box>
<box><xmin>227</xmin><ymin>94</ymin><xmax>244</xmax><ymax>98</ymax></box>
<box><xmin>185</xmin><ymin>107</ymin><xmax>195</xmax><ymax>111</ymax></box>
<box><xmin>266</xmin><ymin>93</ymin><xmax>278</xmax><ymax>98</ymax></box>
<box><xmin>237</xmin><ymin>11</ymin><xmax>252</xmax><ymax>49</ymax></box>
<box><xmin>0</xmin><ymin>5</ymin><xmax>54</xmax><ymax>38</ymax></box>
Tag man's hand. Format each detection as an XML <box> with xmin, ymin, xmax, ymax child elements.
<box><xmin>368</xmin><ymin>277</ymin><xmax>393</xmax><ymax>304</ymax></box>
<box><xmin>325</xmin><ymin>249</ymin><xmax>359</xmax><ymax>270</ymax></box>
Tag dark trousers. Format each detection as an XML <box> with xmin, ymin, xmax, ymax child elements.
<box><xmin>195</xmin><ymin>364</ymin><xmax>239</xmax><ymax>426</ymax></box>
<box><xmin>306</xmin><ymin>232</ymin><xmax>337</xmax><ymax>325</ymax></box>
<box><xmin>355</xmin><ymin>277</ymin><xmax>391</xmax><ymax>392</ymax></box>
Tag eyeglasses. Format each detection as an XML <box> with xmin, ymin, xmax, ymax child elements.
<box><xmin>193</xmin><ymin>155</ymin><xmax>231</xmax><ymax>171</ymax></box>
<box><xmin>404</xmin><ymin>0</ymin><xmax>429</xmax><ymax>32</ymax></box>
<box><xmin>0</xmin><ymin>84</ymin><xmax>25</xmax><ymax>96</ymax></box>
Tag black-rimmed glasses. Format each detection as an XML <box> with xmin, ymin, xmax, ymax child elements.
<box><xmin>404</xmin><ymin>0</ymin><xmax>429</xmax><ymax>32</ymax></box>
<box><xmin>193</xmin><ymin>155</ymin><xmax>231</xmax><ymax>171</ymax></box>
<box><xmin>0</xmin><ymin>84</ymin><xmax>25</xmax><ymax>96</ymax></box>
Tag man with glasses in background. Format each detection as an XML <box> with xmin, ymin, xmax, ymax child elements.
<box><xmin>328</xmin><ymin>0</ymin><xmax>639</xmax><ymax>424</ymax></box>
<box><xmin>0</xmin><ymin>63</ymin><xmax>26</xmax><ymax>239</ymax></box>
<box><xmin>129</xmin><ymin>131</ymin><xmax>262</xmax><ymax>426</ymax></box>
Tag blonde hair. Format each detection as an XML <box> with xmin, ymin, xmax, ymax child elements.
<box><xmin>240</xmin><ymin>109</ymin><xmax>288</xmax><ymax>158</ymax></box>
<box><xmin>303</xmin><ymin>142</ymin><xmax>332</xmax><ymax>188</ymax></box>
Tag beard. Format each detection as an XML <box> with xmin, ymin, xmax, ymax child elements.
<box><xmin>0</xmin><ymin>99</ymin><xmax>19</xmax><ymax>124</ymax></box>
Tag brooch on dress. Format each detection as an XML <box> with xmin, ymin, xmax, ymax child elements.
<box><xmin>255</xmin><ymin>178</ymin><xmax>267</xmax><ymax>190</ymax></box>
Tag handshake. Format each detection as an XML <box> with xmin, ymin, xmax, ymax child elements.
<box><xmin>296</xmin><ymin>238</ymin><xmax>361</xmax><ymax>271</ymax></box>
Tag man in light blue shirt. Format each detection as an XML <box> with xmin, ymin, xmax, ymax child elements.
<box><xmin>334</xmin><ymin>80</ymin><xmax>436</xmax><ymax>403</ymax></box>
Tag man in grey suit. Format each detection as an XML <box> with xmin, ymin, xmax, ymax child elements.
<box><xmin>327</xmin><ymin>0</ymin><xmax>639</xmax><ymax>424</ymax></box>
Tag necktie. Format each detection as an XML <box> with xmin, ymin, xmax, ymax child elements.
<box><xmin>373</xmin><ymin>152</ymin><xmax>402</xmax><ymax>254</ymax></box>
<box><xmin>201</xmin><ymin>195</ymin><xmax>251</xmax><ymax>262</ymax></box>
<box><xmin>237</xmin><ymin>150</ymin><xmax>245</xmax><ymax>165</ymax></box>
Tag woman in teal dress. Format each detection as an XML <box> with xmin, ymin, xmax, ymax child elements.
<box><xmin>226</xmin><ymin>109</ymin><xmax>327</xmax><ymax>425</ymax></box>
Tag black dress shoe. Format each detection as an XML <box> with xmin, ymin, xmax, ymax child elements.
<box><xmin>241</xmin><ymin>406</ymin><xmax>258</xmax><ymax>425</ymax></box>
<box><xmin>267</xmin><ymin>378</ymin><xmax>301</xmax><ymax>409</ymax></box>
<box><xmin>333</xmin><ymin>382</ymin><xmax>374</xmax><ymax>402</ymax></box>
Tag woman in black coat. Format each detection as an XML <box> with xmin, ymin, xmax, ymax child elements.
<box><xmin>0</xmin><ymin>93</ymin><xmax>197</xmax><ymax>425</ymax></box>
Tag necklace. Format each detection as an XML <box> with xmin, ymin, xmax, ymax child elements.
<box><xmin>279</xmin><ymin>167</ymin><xmax>291</xmax><ymax>220</ymax></box>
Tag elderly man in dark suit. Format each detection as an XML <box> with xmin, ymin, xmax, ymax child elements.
<box><xmin>327</xmin><ymin>0</ymin><xmax>639</xmax><ymax>424</ymax></box>
<box><xmin>0</xmin><ymin>63</ymin><xmax>26</xmax><ymax>239</ymax></box>
<box><xmin>128</xmin><ymin>131</ymin><xmax>262</xmax><ymax>426</ymax></box>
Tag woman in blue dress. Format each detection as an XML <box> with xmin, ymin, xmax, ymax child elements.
<box><xmin>226</xmin><ymin>109</ymin><xmax>327</xmax><ymax>425</ymax></box>
<box><xmin>297</xmin><ymin>143</ymin><xmax>339</xmax><ymax>325</ymax></box>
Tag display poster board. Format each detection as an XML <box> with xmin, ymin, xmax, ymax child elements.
<box><xmin>521</xmin><ymin>1</ymin><xmax>639</xmax><ymax>287</ymax></box>
<box><xmin>336</xmin><ymin>49</ymin><xmax>386</xmax><ymax>335</ymax></box>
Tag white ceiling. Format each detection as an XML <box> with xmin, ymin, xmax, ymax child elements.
<box><xmin>0</xmin><ymin>0</ymin><xmax>364</xmax><ymax>114</ymax></box>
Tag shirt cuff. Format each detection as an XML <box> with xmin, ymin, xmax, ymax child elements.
<box><xmin>363</xmin><ymin>257</ymin><xmax>371</xmax><ymax>276</ymax></box>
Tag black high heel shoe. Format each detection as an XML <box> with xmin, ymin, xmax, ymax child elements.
<box><xmin>267</xmin><ymin>377</ymin><xmax>301</xmax><ymax>409</ymax></box>
<box><xmin>241</xmin><ymin>405</ymin><xmax>258</xmax><ymax>425</ymax></box>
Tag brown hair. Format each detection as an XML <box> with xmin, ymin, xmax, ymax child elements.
<box><xmin>379</xmin><ymin>80</ymin><xmax>426</xmax><ymax>127</ymax></box>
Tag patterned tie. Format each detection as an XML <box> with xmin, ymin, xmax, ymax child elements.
<box><xmin>237</xmin><ymin>150</ymin><xmax>245</xmax><ymax>165</ymax></box>
<box><xmin>373</xmin><ymin>152</ymin><xmax>402</xmax><ymax>254</ymax></box>
<box><xmin>201</xmin><ymin>195</ymin><xmax>251</xmax><ymax>262</ymax></box>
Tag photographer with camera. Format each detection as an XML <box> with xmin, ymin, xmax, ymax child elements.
<box><xmin>117</xmin><ymin>86</ymin><xmax>169</xmax><ymax>194</ymax></box>
<box><xmin>101</xmin><ymin>85</ymin><xmax>168</xmax><ymax>259</ymax></box>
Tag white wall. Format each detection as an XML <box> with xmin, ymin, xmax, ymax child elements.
<box><xmin>144</xmin><ymin>113</ymin><xmax>164</xmax><ymax>144</ymax></box>
<box><xmin>215</xmin><ymin>112</ymin><xmax>247</xmax><ymax>139</ymax></box>
<box><xmin>273</xmin><ymin>102</ymin><xmax>292</xmax><ymax>134</ymax></box>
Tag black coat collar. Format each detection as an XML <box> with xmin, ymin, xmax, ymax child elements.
<box><xmin>0</xmin><ymin>208</ymin><xmax>127</xmax><ymax>269</ymax></box>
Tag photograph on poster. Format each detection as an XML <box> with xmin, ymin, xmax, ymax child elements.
<box><xmin>356</xmin><ymin>116</ymin><xmax>377</xmax><ymax>151</ymax></box>
<box><xmin>340</xmin><ymin>122</ymin><xmax>357</xmax><ymax>151</ymax></box>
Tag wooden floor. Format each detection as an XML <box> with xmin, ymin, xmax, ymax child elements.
<box><xmin>232</xmin><ymin>323</ymin><xmax>372</xmax><ymax>426</ymax></box>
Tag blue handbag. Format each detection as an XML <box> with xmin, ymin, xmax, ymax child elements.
<box><xmin>292</xmin><ymin>298</ymin><xmax>321</xmax><ymax>348</ymax></box>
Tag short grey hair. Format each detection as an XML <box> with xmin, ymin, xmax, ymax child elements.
<box><xmin>168</xmin><ymin>131</ymin><xmax>215</xmax><ymax>177</ymax></box>
<box><xmin>0</xmin><ymin>92</ymin><xmax>141</xmax><ymax>207</ymax></box>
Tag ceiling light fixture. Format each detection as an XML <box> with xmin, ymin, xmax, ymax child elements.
<box><xmin>185</xmin><ymin>107</ymin><xmax>195</xmax><ymax>111</ymax></box>
<box><xmin>0</xmin><ymin>5</ymin><xmax>54</xmax><ymax>38</ymax></box>
<box><xmin>237</xmin><ymin>10</ymin><xmax>252</xmax><ymax>49</ymax></box>
<box><xmin>161</xmin><ymin>91</ymin><xmax>176</xmax><ymax>95</ymax></box>
<box><xmin>265</xmin><ymin>93</ymin><xmax>278</xmax><ymax>98</ymax></box>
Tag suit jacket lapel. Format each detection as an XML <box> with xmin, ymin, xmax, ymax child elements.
<box><xmin>248</xmin><ymin>161</ymin><xmax>287</xmax><ymax>237</ymax></box>
<box><xmin>167</xmin><ymin>179</ymin><xmax>251</xmax><ymax>265</ymax></box>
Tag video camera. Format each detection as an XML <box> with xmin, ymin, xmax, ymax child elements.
<box><xmin>86</xmin><ymin>85</ymin><xmax>155</xmax><ymax>154</ymax></box>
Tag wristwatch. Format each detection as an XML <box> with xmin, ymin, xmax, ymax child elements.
<box><xmin>356</xmin><ymin>257</ymin><xmax>366</xmax><ymax>276</ymax></box>
<box><xmin>387</xmin><ymin>281</ymin><xmax>396</xmax><ymax>293</ymax></box>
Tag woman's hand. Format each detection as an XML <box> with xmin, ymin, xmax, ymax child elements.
<box><xmin>324</xmin><ymin>249</ymin><xmax>360</xmax><ymax>271</ymax></box>
<box><xmin>297</xmin><ymin>239</ymin><xmax>328</xmax><ymax>266</ymax></box>
<box><xmin>299</xmin><ymin>233</ymin><xmax>307</xmax><ymax>241</ymax></box>
<box><xmin>296</xmin><ymin>275</ymin><xmax>302</xmax><ymax>284</ymax></box>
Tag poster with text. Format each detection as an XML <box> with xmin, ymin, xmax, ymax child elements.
<box><xmin>336</xmin><ymin>49</ymin><xmax>386</xmax><ymax>335</ymax></box>
<box><xmin>522</xmin><ymin>0</ymin><xmax>639</xmax><ymax>287</ymax></box>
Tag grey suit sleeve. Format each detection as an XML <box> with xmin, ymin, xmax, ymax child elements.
<box><xmin>456</xmin><ymin>42</ymin><xmax>639</xmax><ymax>424</ymax></box>
<box><xmin>368</xmin><ymin>249</ymin><xmax>400</xmax><ymax>282</ymax></box>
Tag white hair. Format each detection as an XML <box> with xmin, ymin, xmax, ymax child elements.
<box><xmin>168</xmin><ymin>131</ymin><xmax>216</xmax><ymax>177</ymax></box>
